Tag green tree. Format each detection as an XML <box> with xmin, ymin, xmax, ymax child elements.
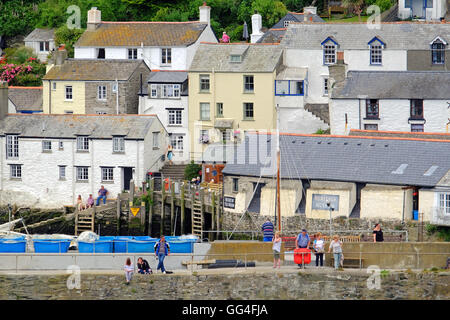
<box><xmin>54</xmin><ymin>25</ymin><xmax>85</xmax><ymax>58</ymax></box>
<box><xmin>0</xmin><ymin>0</ymin><xmax>39</xmax><ymax>37</ymax></box>
<box><xmin>342</xmin><ymin>0</ymin><xmax>365</xmax><ymax>21</ymax></box>
<box><xmin>184</xmin><ymin>161</ymin><xmax>202</xmax><ymax>181</ymax></box>
<box><xmin>252</xmin><ymin>0</ymin><xmax>287</xmax><ymax>27</ymax></box>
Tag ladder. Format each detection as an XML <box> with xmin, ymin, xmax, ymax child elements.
<box><xmin>75</xmin><ymin>207</ymin><xmax>95</xmax><ymax>236</ymax></box>
<box><xmin>191</xmin><ymin>196</ymin><xmax>203</xmax><ymax>239</ymax></box>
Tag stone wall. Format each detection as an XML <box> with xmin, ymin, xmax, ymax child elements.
<box><xmin>0</xmin><ymin>271</ymin><xmax>448</xmax><ymax>300</ymax></box>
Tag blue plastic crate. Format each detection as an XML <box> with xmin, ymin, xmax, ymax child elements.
<box><xmin>168</xmin><ymin>241</ymin><xmax>194</xmax><ymax>253</ymax></box>
<box><xmin>78</xmin><ymin>241</ymin><xmax>113</xmax><ymax>253</ymax></box>
<box><xmin>127</xmin><ymin>240</ymin><xmax>157</xmax><ymax>253</ymax></box>
<box><xmin>0</xmin><ymin>240</ymin><xmax>27</xmax><ymax>253</ymax></box>
<box><xmin>33</xmin><ymin>240</ymin><xmax>71</xmax><ymax>253</ymax></box>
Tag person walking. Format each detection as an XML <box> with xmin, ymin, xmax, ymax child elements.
<box><xmin>373</xmin><ymin>223</ymin><xmax>384</xmax><ymax>242</ymax></box>
<box><xmin>137</xmin><ymin>257</ymin><xmax>152</xmax><ymax>274</ymax></box>
<box><xmin>272</xmin><ymin>231</ymin><xmax>282</xmax><ymax>268</ymax></box>
<box><xmin>295</xmin><ymin>229</ymin><xmax>310</xmax><ymax>268</ymax></box>
<box><xmin>166</xmin><ymin>144</ymin><xmax>174</xmax><ymax>165</ymax></box>
<box><xmin>154</xmin><ymin>235</ymin><xmax>170</xmax><ymax>274</ymax></box>
<box><xmin>313</xmin><ymin>232</ymin><xmax>325</xmax><ymax>267</ymax></box>
<box><xmin>96</xmin><ymin>185</ymin><xmax>108</xmax><ymax>206</ymax></box>
<box><xmin>328</xmin><ymin>235</ymin><xmax>343</xmax><ymax>271</ymax></box>
<box><xmin>261</xmin><ymin>218</ymin><xmax>275</xmax><ymax>242</ymax></box>
<box><xmin>124</xmin><ymin>258</ymin><xmax>134</xmax><ymax>284</ymax></box>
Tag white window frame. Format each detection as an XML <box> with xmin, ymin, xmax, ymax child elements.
<box><xmin>439</xmin><ymin>193</ymin><xmax>450</xmax><ymax>215</ymax></box>
<box><xmin>128</xmin><ymin>48</ymin><xmax>138</xmax><ymax>60</ymax></box>
<box><xmin>431</xmin><ymin>39</ymin><xmax>445</xmax><ymax>65</ymax></box>
<box><xmin>230</xmin><ymin>55</ymin><xmax>241</xmax><ymax>63</ymax></box>
<box><xmin>59</xmin><ymin>165</ymin><xmax>66</xmax><ymax>180</ymax></box>
<box><xmin>199</xmin><ymin>75</ymin><xmax>210</xmax><ymax>92</ymax></box>
<box><xmin>244</xmin><ymin>75</ymin><xmax>254</xmax><ymax>93</ymax></box>
<box><xmin>216</xmin><ymin>102</ymin><xmax>224</xmax><ymax>118</ymax></box>
<box><xmin>101</xmin><ymin>167</ymin><xmax>114</xmax><ymax>182</ymax></box>
<box><xmin>10</xmin><ymin>164</ymin><xmax>22</xmax><ymax>179</ymax></box>
<box><xmin>149</xmin><ymin>84</ymin><xmax>180</xmax><ymax>99</ymax></box>
<box><xmin>168</xmin><ymin>109</ymin><xmax>182</xmax><ymax>126</ymax></box>
<box><xmin>65</xmin><ymin>86</ymin><xmax>73</xmax><ymax>101</ymax></box>
<box><xmin>76</xmin><ymin>167</ymin><xmax>89</xmax><ymax>181</ymax></box>
<box><xmin>39</xmin><ymin>41</ymin><xmax>49</xmax><ymax>52</ymax></box>
<box><xmin>243</xmin><ymin>102</ymin><xmax>254</xmax><ymax>120</ymax></box>
<box><xmin>76</xmin><ymin>136</ymin><xmax>89</xmax><ymax>151</ymax></box>
<box><xmin>370</xmin><ymin>42</ymin><xmax>383</xmax><ymax>65</ymax></box>
<box><xmin>97</xmin><ymin>85</ymin><xmax>107</xmax><ymax>101</ymax></box>
<box><xmin>200</xmin><ymin>103</ymin><xmax>210</xmax><ymax>120</ymax></box>
<box><xmin>152</xmin><ymin>132</ymin><xmax>160</xmax><ymax>149</ymax></box>
<box><xmin>6</xmin><ymin>135</ymin><xmax>19</xmax><ymax>159</ymax></box>
<box><xmin>161</xmin><ymin>48</ymin><xmax>172</xmax><ymax>65</ymax></box>
<box><xmin>323</xmin><ymin>43</ymin><xmax>336</xmax><ymax>65</ymax></box>
<box><xmin>283</xmin><ymin>20</ymin><xmax>292</xmax><ymax>28</ymax></box>
<box><xmin>42</xmin><ymin>140</ymin><xmax>52</xmax><ymax>152</ymax></box>
<box><xmin>113</xmin><ymin>137</ymin><xmax>125</xmax><ymax>153</ymax></box>
<box><xmin>170</xmin><ymin>134</ymin><xmax>184</xmax><ymax>151</ymax></box>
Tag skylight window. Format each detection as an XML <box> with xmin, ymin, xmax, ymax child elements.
<box><xmin>391</xmin><ymin>164</ymin><xmax>408</xmax><ymax>175</ymax></box>
<box><xmin>230</xmin><ymin>55</ymin><xmax>242</xmax><ymax>63</ymax></box>
<box><xmin>424</xmin><ymin>165</ymin><xmax>439</xmax><ymax>176</ymax></box>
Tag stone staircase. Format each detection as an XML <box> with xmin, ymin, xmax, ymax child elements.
<box><xmin>304</xmin><ymin>104</ymin><xmax>330</xmax><ymax>125</ymax></box>
<box><xmin>160</xmin><ymin>164</ymin><xmax>187</xmax><ymax>181</ymax></box>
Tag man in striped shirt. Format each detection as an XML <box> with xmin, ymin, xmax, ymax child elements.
<box><xmin>261</xmin><ymin>219</ymin><xmax>274</xmax><ymax>242</ymax></box>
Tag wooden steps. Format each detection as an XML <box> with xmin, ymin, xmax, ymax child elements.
<box><xmin>75</xmin><ymin>208</ymin><xmax>95</xmax><ymax>236</ymax></box>
<box><xmin>191</xmin><ymin>197</ymin><xmax>203</xmax><ymax>238</ymax></box>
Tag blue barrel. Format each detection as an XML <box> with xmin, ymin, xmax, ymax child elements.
<box><xmin>78</xmin><ymin>241</ymin><xmax>113</xmax><ymax>253</ymax></box>
<box><xmin>168</xmin><ymin>241</ymin><xmax>194</xmax><ymax>253</ymax></box>
<box><xmin>127</xmin><ymin>240</ymin><xmax>156</xmax><ymax>253</ymax></box>
<box><xmin>33</xmin><ymin>239</ymin><xmax>71</xmax><ymax>253</ymax></box>
<box><xmin>413</xmin><ymin>210</ymin><xmax>419</xmax><ymax>220</ymax></box>
<box><xmin>0</xmin><ymin>240</ymin><xmax>27</xmax><ymax>253</ymax></box>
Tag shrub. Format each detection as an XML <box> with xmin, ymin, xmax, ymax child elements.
<box><xmin>184</xmin><ymin>161</ymin><xmax>202</xmax><ymax>181</ymax></box>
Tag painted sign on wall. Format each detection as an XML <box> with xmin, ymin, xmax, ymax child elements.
<box><xmin>224</xmin><ymin>196</ymin><xmax>236</xmax><ymax>209</ymax></box>
<box><xmin>312</xmin><ymin>194</ymin><xmax>339</xmax><ymax>211</ymax></box>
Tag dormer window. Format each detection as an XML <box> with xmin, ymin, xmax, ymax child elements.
<box><xmin>230</xmin><ymin>55</ymin><xmax>242</xmax><ymax>63</ymax></box>
<box><xmin>284</xmin><ymin>20</ymin><xmax>293</xmax><ymax>28</ymax></box>
<box><xmin>368</xmin><ymin>37</ymin><xmax>385</xmax><ymax>65</ymax></box>
<box><xmin>431</xmin><ymin>37</ymin><xmax>446</xmax><ymax>65</ymax></box>
<box><xmin>321</xmin><ymin>37</ymin><xmax>338</xmax><ymax>65</ymax></box>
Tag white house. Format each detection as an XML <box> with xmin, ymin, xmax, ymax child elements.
<box><xmin>0</xmin><ymin>86</ymin><xmax>168</xmax><ymax>208</ymax></box>
<box><xmin>138</xmin><ymin>71</ymin><xmax>189</xmax><ymax>163</ymax></box>
<box><xmin>279</xmin><ymin>23</ymin><xmax>450</xmax><ymax>132</ymax></box>
<box><xmin>74</xmin><ymin>5</ymin><xmax>217</xmax><ymax>71</ymax></box>
<box><xmin>398</xmin><ymin>0</ymin><xmax>447</xmax><ymax>21</ymax></box>
<box><xmin>24</xmin><ymin>28</ymin><xmax>55</xmax><ymax>62</ymax></box>
<box><xmin>329</xmin><ymin>69</ymin><xmax>450</xmax><ymax>134</ymax></box>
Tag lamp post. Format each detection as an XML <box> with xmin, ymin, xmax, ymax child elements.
<box><xmin>327</xmin><ymin>201</ymin><xmax>334</xmax><ymax>236</ymax></box>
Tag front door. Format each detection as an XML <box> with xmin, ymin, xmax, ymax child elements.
<box><xmin>123</xmin><ymin>167</ymin><xmax>133</xmax><ymax>191</ymax></box>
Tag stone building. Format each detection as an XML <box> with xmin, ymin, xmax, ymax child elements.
<box><xmin>42</xmin><ymin>58</ymin><xmax>150</xmax><ymax>115</ymax></box>
<box><xmin>0</xmin><ymin>84</ymin><xmax>168</xmax><ymax>208</ymax></box>
<box><xmin>74</xmin><ymin>5</ymin><xmax>217</xmax><ymax>70</ymax></box>
<box><xmin>138</xmin><ymin>71</ymin><xmax>189</xmax><ymax>163</ymax></box>
<box><xmin>24</xmin><ymin>28</ymin><xmax>55</xmax><ymax>63</ymax></box>
<box><xmin>329</xmin><ymin>70</ymin><xmax>450</xmax><ymax>134</ymax></box>
<box><xmin>215</xmin><ymin>132</ymin><xmax>450</xmax><ymax>225</ymax></box>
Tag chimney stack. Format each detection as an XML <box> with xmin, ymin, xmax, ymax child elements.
<box><xmin>251</xmin><ymin>11</ymin><xmax>264</xmax><ymax>43</ymax></box>
<box><xmin>0</xmin><ymin>81</ymin><xmax>8</xmax><ymax>121</ymax></box>
<box><xmin>55</xmin><ymin>45</ymin><xmax>68</xmax><ymax>65</ymax></box>
<box><xmin>87</xmin><ymin>7</ymin><xmax>102</xmax><ymax>31</ymax></box>
<box><xmin>303</xmin><ymin>6</ymin><xmax>317</xmax><ymax>15</ymax></box>
<box><xmin>328</xmin><ymin>51</ymin><xmax>347</xmax><ymax>95</ymax></box>
<box><xmin>199</xmin><ymin>2</ymin><xmax>211</xmax><ymax>26</ymax></box>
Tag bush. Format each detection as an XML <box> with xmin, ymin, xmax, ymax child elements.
<box><xmin>54</xmin><ymin>25</ymin><xmax>84</xmax><ymax>58</ymax></box>
<box><xmin>184</xmin><ymin>161</ymin><xmax>202</xmax><ymax>181</ymax></box>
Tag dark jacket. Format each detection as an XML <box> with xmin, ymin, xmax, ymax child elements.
<box><xmin>137</xmin><ymin>259</ymin><xmax>150</xmax><ymax>271</ymax></box>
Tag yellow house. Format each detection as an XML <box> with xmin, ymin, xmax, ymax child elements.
<box><xmin>42</xmin><ymin>57</ymin><xmax>150</xmax><ymax>115</ymax></box>
<box><xmin>188</xmin><ymin>43</ymin><xmax>283</xmax><ymax>161</ymax></box>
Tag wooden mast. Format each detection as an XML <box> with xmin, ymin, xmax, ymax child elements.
<box><xmin>276</xmin><ymin>104</ymin><xmax>281</xmax><ymax>232</ymax></box>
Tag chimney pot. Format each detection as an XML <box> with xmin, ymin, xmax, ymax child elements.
<box><xmin>87</xmin><ymin>7</ymin><xmax>102</xmax><ymax>31</ymax></box>
<box><xmin>199</xmin><ymin>2</ymin><xmax>211</xmax><ymax>25</ymax></box>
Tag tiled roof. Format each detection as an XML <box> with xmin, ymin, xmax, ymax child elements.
<box><xmin>147</xmin><ymin>71</ymin><xmax>188</xmax><ymax>83</ymax></box>
<box><xmin>189</xmin><ymin>43</ymin><xmax>283</xmax><ymax>73</ymax></box>
<box><xmin>281</xmin><ymin>22</ymin><xmax>450</xmax><ymax>49</ymax></box>
<box><xmin>0</xmin><ymin>114</ymin><xmax>158</xmax><ymax>139</ymax></box>
<box><xmin>43</xmin><ymin>59</ymin><xmax>147</xmax><ymax>81</ymax></box>
<box><xmin>8</xmin><ymin>87</ymin><xmax>43</xmax><ymax>112</ymax></box>
<box><xmin>331</xmin><ymin>71</ymin><xmax>450</xmax><ymax>99</ymax></box>
<box><xmin>218</xmin><ymin>133</ymin><xmax>450</xmax><ymax>187</ymax></box>
<box><xmin>75</xmin><ymin>22</ymin><xmax>207</xmax><ymax>47</ymax></box>
<box><xmin>24</xmin><ymin>28</ymin><xmax>55</xmax><ymax>42</ymax></box>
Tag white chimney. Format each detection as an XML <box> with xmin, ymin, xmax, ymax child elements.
<box><xmin>251</xmin><ymin>12</ymin><xmax>264</xmax><ymax>43</ymax></box>
<box><xmin>303</xmin><ymin>6</ymin><xmax>317</xmax><ymax>15</ymax></box>
<box><xmin>199</xmin><ymin>2</ymin><xmax>211</xmax><ymax>26</ymax></box>
<box><xmin>87</xmin><ymin>7</ymin><xmax>102</xmax><ymax>31</ymax></box>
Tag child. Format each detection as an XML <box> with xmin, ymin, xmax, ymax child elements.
<box><xmin>328</xmin><ymin>235</ymin><xmax>343</xmax><ymax>270</ymax></box>
<box><xmin>272</xmin><ymin>231</ymin><xmax>282</xmax><ymax>269</ymax></box>
<box><xmin>124</xmin><ymin>258</ymin><xmax>134</xmax><ymax>284</ymax></box>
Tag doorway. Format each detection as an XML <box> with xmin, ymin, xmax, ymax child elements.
<box><xmin>122</xmin><ymin>167</ymin><xmax>133</xmax><ymax>191</ymax></box>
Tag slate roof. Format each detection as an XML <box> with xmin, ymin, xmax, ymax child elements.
<box><xmin>189</xmin><ymin>43</ymin><xmax>283</xmax><ymax>73</ymax></box>
<box><xmin>331</xmin><ymin>71</ymin><xmax>450</xmax><ymax>99</ymax></box>
<box><xmin>24</xmin><ymin>28</ymin><xmax>55</xmax><ymax>42</ymax></box>
<box><xmin>349</xmin><ymin>130</ymin><xmax>450</xmax><ymax>141</ymax></box>
<box><xmin>75</xmin><ymin>22</ymin><xmax>207</xmax><ymax>47</ymax></box>
<box><xmin>147</xmin><ymin>71</ymin><xmax>188</xmax><ymax>83</ymax></box>
<box><xmin>8</xmin><ymin>87</ymin><xmax>43</xmax><ymax>112</ymax></box>
<box><xmin>219</xmin><ymin>133</ymin><xmax>450</xmax><ymax>187</ymax></box>
<box><xmin>43</xmin><ymin>59</ymin><xmax>147</xmax><ymax>81</ymax></box>
<box><xmin>281</xmin><ymin>23</ymin><xmax>450</xmax><ymax>50</ymax></box>
<box><xmin>0</xmin><ymin>114</ymin><xmax>157</xmax><ymax>139</ymax></box>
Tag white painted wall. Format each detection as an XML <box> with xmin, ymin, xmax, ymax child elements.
<box><xmin>0</xmin><ymin>129</ymin><xmax>166</xmax><ymax>208</ymax></box>
<box><xmin>139</xmin><ymin>94</ymin><xmax>189</xmax><ymax>163</ymax></box>
<box><xmin>186</xmin><ymin>26</ymin><xmax>218</xmax><ymax>69</ymax></box>
<box><xmin>344</xmin><ymin>50</ymin><xmax>407</xmax><ymax>71</ymax></box>
<box><xmin>330</xmin><ymin>98</ymin><xmax>450</xmax><ymax>134</ymax></box>
<box><xmin>74</xmin><ymin>47</ymin><xmax>96</xmax><ymax>59</ymax></box>
<box><xmin>25</xmin><ymin>40</ymin><xmax>55</xmax><ymax>62</ymax></box>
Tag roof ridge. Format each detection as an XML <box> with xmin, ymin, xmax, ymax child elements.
<box><xmin>8</xmin><ymin>86</ymin><xmax>43</xmax><ymax>89</ymax></box>
<box><xmin>101</xmin><ymin>20</ymin><xmax>202</xmax><ymax>24</ymax></box>
<box><xmin>200</xmin><ymin>41</ymin><xmax>280</xmax><ymax>46</ymax></box>
<box><xmin>351</xmin><ymin>129</ymin><xmax>450</xmax><ymax>136</ymax></box>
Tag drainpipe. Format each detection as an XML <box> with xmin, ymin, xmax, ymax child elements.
<box><xmin>48</xmin><ymin>80</ymin><xmax>52</xmax><ymax>114</ymax></box>
<box><xmin>116</xmin><ymin>79</ymin><xmax>119</xmax><ymax>114</ymax></box>
<box><xmin>402</xmin><ymin>189</ymin><xmax>406</xmax><ymax>223</ymax></box>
